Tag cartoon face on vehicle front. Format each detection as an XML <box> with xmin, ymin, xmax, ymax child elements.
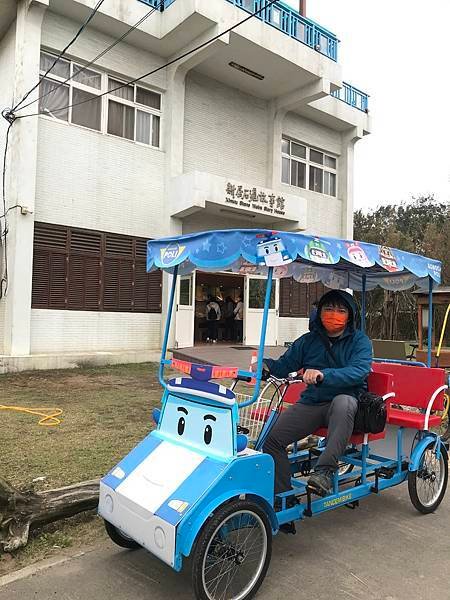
<box><xmin>158</xmin><ymin>395</ymin><xmax>235</xmax><ymax>459</ymax></box>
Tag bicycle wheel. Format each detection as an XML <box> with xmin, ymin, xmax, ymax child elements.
<box><xmin>408</xmin><ymin>442</ymin><xmax>448</xmax><ymax>514</ymax></box>
<box><xmin>192</xmin><ymin>499</ymin><xmax>272</xmax><ymax>600</ymax></box>
<box><xmin>104</xmin><ymin>520</ymin><xmax>140</xmax><ymax>549</ymax></box>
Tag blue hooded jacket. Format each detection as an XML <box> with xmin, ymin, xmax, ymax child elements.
<box><xmin>264</xmin><ymin>290</ymin><xmax>373</xmax><ymax>404</ymax></box>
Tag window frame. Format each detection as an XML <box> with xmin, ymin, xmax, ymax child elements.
<box><xmin>39</xmin><ymin>50</ymin><xmax>162</xmax><ymax>149</ymax></box>
<box><xmin>281</xmin><ymin>136</ymin><xmax>338</xmax><ymax>197</ymax></box>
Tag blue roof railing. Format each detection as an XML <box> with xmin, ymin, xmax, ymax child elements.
<box><xmin>138</xmin><ymin>0</ymin><xmax>339</xmax><ymax>62</ymax></box>
<box><xmin>331</xmin><ymin>82</ymin><xmax>369</xmax><ymax>112</ymax></box>
<box><xmin>226</xmin><ymin>0</ymin><xmax>339</xmax><ymax>61</ymax></box>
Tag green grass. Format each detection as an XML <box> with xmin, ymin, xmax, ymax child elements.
<box><xmin>0</xmin><ymin>362</ymin><xmax>164</xmax><ymax>574</ymax></box>
<box><xmin>0</xmin><ymin>362</ymin><xmax>162</xmax><ymax>490</ymax></box>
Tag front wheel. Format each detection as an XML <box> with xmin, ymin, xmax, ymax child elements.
<box><xmin>408</xmin><ymin>442</ymin><xmax>448</xmax><ymax>514</ymax></box>
<box><xmin>192</xmin><ymin>499</ymin><xmax>272</xmax><ymax>600</ymax></box>
<box><xmin>104</xmin><ymin>520</ymin><xmax>140</xmax><ymax>549</ymax></box>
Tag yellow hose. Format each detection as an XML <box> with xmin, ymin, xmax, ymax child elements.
<box><xmin>0</xmin><ymin>405</ymin><xmax>63</xmax><ymax>426</ymax></box>
<box><xmin>436</xmin><ymin>303</ymin><xmax>450</xmax><ymax>360</ymax></box>
<box><xmin>442</xmin><ymin>394</ymin><xmax>450</xmax><ymax>423</ymax></box>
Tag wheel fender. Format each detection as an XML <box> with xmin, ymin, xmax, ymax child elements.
<box><xmin>176</xmin><ymin>490</ymin><xmax>277</xmax><ymax>562</ymax></box>
<box><xmin>409</xmin><ymin>434</ymin><xmax>441</xmax><ymax>471</ymax></box>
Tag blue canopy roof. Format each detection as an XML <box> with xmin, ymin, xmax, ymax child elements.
<box><xmin>147</xmin><ymin>229</ymin><xmax>441</xmax><ymax>291</ymax></box>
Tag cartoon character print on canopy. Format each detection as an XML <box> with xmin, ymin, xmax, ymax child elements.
<box><xmin>146</xmin><ymin>229</ymin><xmax>442</xmax><ymax>289</ymax></box>
<box><xmin>304</xmin><ymin>238</ymin><xmax>335</xmax><ymax>264</ymax></box>
<box><xmin>256</xmin><ymin>236</ymin><xmax>292</xmax><ymax>267</ymax></box>
<box><xmin>378</xmin><ymin>246</ymin><xmax>401</xmax><ymax>273</ymax></box>
<box><xmin>344</xmin><ymin>242</ymin><xmax>374</xmax><ymax>268</ymax></box>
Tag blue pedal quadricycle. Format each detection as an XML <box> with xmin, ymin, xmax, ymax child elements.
<box><xmin>99</xmin><ymin>229</ymin><xmax>447</xmax><ymax>600</ymax></box>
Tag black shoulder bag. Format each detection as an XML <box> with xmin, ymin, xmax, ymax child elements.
<box><xmin>316</xmin><ymin>331</ymin><xmax>386</xmax><ymax>434</ymax></box>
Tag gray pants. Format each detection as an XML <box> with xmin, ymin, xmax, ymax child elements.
<box><xmin>263</xmin><ymin>395</ymin><xmax>358</xmax><ymax>494</ymax></box>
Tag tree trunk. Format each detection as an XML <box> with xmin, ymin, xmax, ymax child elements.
<box><xmin>0</xmin><ymin>477</ymin><xmax>99</xmax><ymax>552</ymax></box>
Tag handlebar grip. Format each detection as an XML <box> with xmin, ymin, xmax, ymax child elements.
<box><xmin>236</xmin><ymin>374</ymin><xmax>253</xmax><ymax>383</ymax></box>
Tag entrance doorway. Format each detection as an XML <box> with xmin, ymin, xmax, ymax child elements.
<box><xmin>194</xmin><ymin>272</ymin><xmax>244</xmax><ymax>345</ymax></box>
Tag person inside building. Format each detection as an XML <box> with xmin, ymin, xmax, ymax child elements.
<box><xmin>205</xmin><ymin>295</ymin><xmax>221</xmax><ymax>343</ymax></box>
<box><xmin>234</xmin><ymin>294</ymin><xmax>244</xmax><ymax>343</ymax></box>
<box><xmin>259</xmin><ymin>289</ymin><xmax>372</xmax><ymax>499</ymax></box>
<box><xmin>223</xmin><ymin>296</ymin><xmax>236</xmax><ymax>341</ymax></box>
<box><xmin>308</xmin><ymin>300</ymin><xmax>319</xmax><ymax>331</ymax></box>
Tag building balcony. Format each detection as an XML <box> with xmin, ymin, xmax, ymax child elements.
<box><xmin>46</xmin><ymin>0</ymin><xmax>369</xmax><ymax>130</ymax></box>
<box><xmin>142</xmin><ymin>0</ymin><xmax>339</xmax><ymax>61</ymax></box>
<box><xmin>332</xmin><ymin>83</ymin><xmax>369</xmax><ymax>113</ymax></box>
<box><xmin>140</xmin><ymin>0</ymin><xmax>369</xmax><ymax>114</ymax></box>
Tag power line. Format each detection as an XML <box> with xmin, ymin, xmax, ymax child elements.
<box><xmin>12</xmin><ymin>0</ymin><xmax>107</xmax><ymax>112</ymax></box>
<box><xmin>17</xmin><ymin>0</ymin><xmax>278</xmax><ymax>120</ymax></box>
<box><xmin>0</xmin><ymin>122</ymin><xmax>13</xmax><ymax>299</ymax></box>
<box><xmin>16</xmin><ymin>0</ymin><xmax>165</xmax><ymax>114</ymax></box>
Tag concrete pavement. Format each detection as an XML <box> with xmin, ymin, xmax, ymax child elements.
<box><xmin>2</xmin><ymin>484</ymin><xmax>448</xmax><ymax>600</ymax></box>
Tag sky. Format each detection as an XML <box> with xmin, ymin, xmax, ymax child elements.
<box><xmin>286</xmin><ymin>0</ymin><xmax>450</xmax><ymax>212</ymax></box>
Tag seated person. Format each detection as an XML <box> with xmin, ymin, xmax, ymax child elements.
<box><xmin>261</xmin><ymin>290</ymin><xmax>372</xmax><ymax>498</ymax></box>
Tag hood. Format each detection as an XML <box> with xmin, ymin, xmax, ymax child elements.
<box><xmin>314</xmin><ymin>289</ymin><xmax>359</xmax><ymax>333</ymax></box>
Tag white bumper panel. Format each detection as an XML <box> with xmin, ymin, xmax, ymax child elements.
<box><xmin>99</xmin><ymin>482</ymin><xmax>176</xmax><ymax>567</ymax></box>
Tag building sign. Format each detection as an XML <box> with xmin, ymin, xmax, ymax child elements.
<box><xmin>225</xmin><ymin>183</ymin><xmax>286</xmax><ymax>217</ymax></box>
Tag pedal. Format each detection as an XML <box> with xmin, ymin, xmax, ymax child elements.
<box><xmin>279</xmin><ymin>521</ymin><xmax>296</xmax><ymax>535</ymax></box>
<box><xmin>377</xmin><ymin>466</ymin><xmax>396</xmax><ymax>479</ymax></box>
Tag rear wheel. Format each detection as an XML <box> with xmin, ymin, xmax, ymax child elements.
<box><xmin>104</xmin><ymin>520</ymin><xmax>140</xmax><ymax>549</ymax></box>
<box><xmin>408</xmin><ymin>442</ymin><xmax>448</xmax><ymax>514</ymax></box>
<box><xmin>192</xmin><ymin>499</ymin><xmax>272</xmax><ymax>600</ymax></box>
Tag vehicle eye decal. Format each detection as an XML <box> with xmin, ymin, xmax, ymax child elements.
<box><xmin>204</xmin><ymin>424</ymin><xmax>213</xmax><ymax>445</ymax></box>
<box><xmin>177</xmin><ymin>406</ymin><xmax>188</xmax><ymax>436</ymax></box>
<box><xmin>203</xmin><ymin>414</ymin><xmax>216</xmax><ymax>445</ymax></box>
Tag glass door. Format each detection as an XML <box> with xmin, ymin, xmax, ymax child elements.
<box><xmin>244</xmin><ymin>275</ymin><xmax>279</xmax><ymax>346</ymax></box>
<box><xmin>175</xmin><ymin>273</ymin><xmax>196</xmax><ymax>348</ymax></box>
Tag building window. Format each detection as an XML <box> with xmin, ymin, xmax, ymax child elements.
<box><xmin>39</xmin><ymin>51</ymin><xmax>162</xmax><ymax>148</ymax></box>
<box><xmin>32</xmin><ymin>223</ymin><xmax>162</xmax><ymax>313</ymax></box>
<box><xmin>279</xmin><ymin>279</ymin><xmax>327</xmax><ymax>318</ymax></box>
<box><xmin>281</xmin><ymin>137</ymin><xmax>337</xmax><ymax>197</ymax></box>
<box><xmin>107</xmin><ymin>77</ymin><xmax>161</xmax><ymax>146</ymax></box>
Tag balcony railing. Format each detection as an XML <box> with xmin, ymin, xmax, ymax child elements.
<box><xmin>331</xmin><ymin>83</ymin><xmax>369</xmax><ymax>112</ymax></box>
<box><xmin>226</xmin><ymin>0</ymin><xmax>338</xmax><ymax>61</ymax></box>
<box><xmin>139</xmin><ymin>0</ymin><xmax>339</xmax><ymax>61</ymax></box>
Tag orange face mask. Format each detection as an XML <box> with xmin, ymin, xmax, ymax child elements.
<box><xmin>321</xmin><ymin>311</ymin><xmax>348</xmax><ymax>334</ymax></box>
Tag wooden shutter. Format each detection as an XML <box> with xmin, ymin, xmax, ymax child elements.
<box><xmin>32</xmin><ymin>223</ymin><xmax>162</xmax><ymax>314</ymax></box>
<box><xmin>68</xmin><ymin>229</ymin><xmax>101</xmax><ymax>310</ymax></box>
<box><xmin>32</xmin><ymin>223</ymin><xmax>68</xmax><ymax>309</ymax></box>
<box><xmin>32</xmin><ymin>250</ymin><xmax>50</xmax><ymax>308</ymax></box>
<box><xmin>278</xmin><ymin>278</ymin><xmax>322</xmax><ymax>318</ymax></box>
<box><xmin>279</xmin><ymin>278</ymin><xmax>292</xmax><ymax>317</ymax></box>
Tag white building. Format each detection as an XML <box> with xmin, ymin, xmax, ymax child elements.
<box><xmin>0</xmin><ymin>0</ymin><xmax>370</xmax><ymax>372</ymax></box>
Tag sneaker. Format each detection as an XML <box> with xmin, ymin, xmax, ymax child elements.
<box><xmin>212</xmin><ymin>339</ymin><xmax>217</xmax><ymax>344</ymax></box>
<box><xmin>307</xmin><ymin>469</ymin><xmax>334</xmax><ymax>497</ymax></box>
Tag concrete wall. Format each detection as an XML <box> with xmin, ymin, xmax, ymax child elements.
<box><xmin>30</xmin><ymin>13</ymin><xmax>167</xmax><ymax>354</ymax></box>
<box><xmin>278</xmin><ymin>316</ymin><xmax>309</xmax><ymax>345</ymax></box>
<box><xmin>0</xmin><ymin>21</ymin><xmax>16</xmax><ymax>354</ymax></box>
<box><xmin>184</xmin><ymin>71</ymin><xmax>268</xmax><ymax>187</ymax></box>
<box><xmin>41</xmin><ymin>11</ymin><xmax>166</xmax><ymax>91</ymax></box>
<box><xmin>30</xmin><ymin>310</ymin><xmax>161</xmax><ymax>353</ymax></box>
<box><xmin>36</xmin><ymin>119</ymin><xmax>166</xmax><ymax>239</ymax></box>
<box><xmin>38</xmin><ymin>12</ymin><xmax>167</xmax><ymax>238</ymax></box>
